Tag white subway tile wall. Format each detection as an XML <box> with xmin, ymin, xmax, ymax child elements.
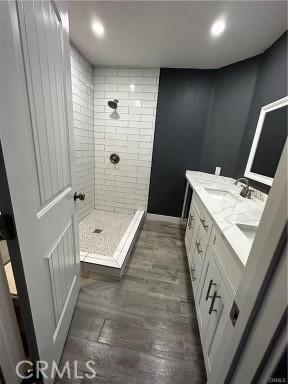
<box><xmin>70</xmin><ymin>46</ymin><xmax>94</xmax><ymax>221</ymax></box>
<box><xmin>93</xmin><ymin>67</ymin><xmax>160</xmax><ymax>214</ymax></box>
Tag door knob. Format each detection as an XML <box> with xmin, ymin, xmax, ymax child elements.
<box><xmin>74</xmin><ymin>192</ymin><xmax>85</xmax><ymax>201</ymax></box>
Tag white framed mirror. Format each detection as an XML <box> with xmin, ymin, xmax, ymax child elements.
<box><xmin>244</xmin><ymin>96</ymin><xmax>288</xmax><ymax>186</ymax></box>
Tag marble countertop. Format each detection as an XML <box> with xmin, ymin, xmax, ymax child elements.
<box><xmin>186</xmin><ymin>171</ymin><xmax>266</xmax><ymax>266</ymax></box>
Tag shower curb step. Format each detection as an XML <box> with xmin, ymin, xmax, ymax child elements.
<box><xmin>80</xmin><ymin>210</ymin><xmax>145</xmax><ymax>279</ymax></box>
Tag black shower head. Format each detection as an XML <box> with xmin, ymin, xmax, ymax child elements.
<box><xmin>108</xmin><ymin>99</ymin><xmax>118</xmax><ymax>110</ymax></box>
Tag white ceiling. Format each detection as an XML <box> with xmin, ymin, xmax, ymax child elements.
<box><xmin>68</xmin><ymin>1</ymin><xmax>287</xmax><ymax>69</ymax></box>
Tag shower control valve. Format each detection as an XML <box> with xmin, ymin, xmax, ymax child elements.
<box><xmin>110</xmin><ymin>153</ymin><xmax>120</xmax><ymax>164</ymax></box>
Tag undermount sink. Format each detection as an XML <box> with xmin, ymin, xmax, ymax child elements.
<box><xmin>236</xmin><ymin>223</ymin><xmax>258</xmax><ymax>244</ymax></box>
<box><xmin>204</xmin><ymin>188</ymin><xmax>241</xmax><ymax>202</ymax></box>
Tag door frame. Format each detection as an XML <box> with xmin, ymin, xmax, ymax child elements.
<box><xmin>209</xmin><ymin>141</ymin><xmax>287</xmax><ymax>383</ymax></box>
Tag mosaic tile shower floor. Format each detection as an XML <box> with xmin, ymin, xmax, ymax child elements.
<box><xmin>79</xmin><ymin>210</ymin><xmax>133</xmax><ymax>258</ymax></box>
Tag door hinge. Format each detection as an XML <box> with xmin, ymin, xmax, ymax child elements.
<box><xmin>0</xmin><ymin>214</ymin><xmax>16</xmax><ymax>241</ymax></box>
<box><xmin>21</xmin><ymin>366</ymin><xmax>41</xmax><ymax>384</ymax></box>
<box><xmin>230</xmin><ymin>300</ymin><xmax>240</xmax><ymax>327</ymax></box>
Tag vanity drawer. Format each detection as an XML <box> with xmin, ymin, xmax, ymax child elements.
<box><xmin>196</xmin><ymin>223</ymin><xmax>210</xmax><ymax>256</ymax></box>
<box><xmin>190</xmin><ymin>203</ymin><xmax>201</xmax><ymax>244</ymax></box>
<box><xmin>191</xmin><ymin>193</ymin><xmax>202</xmax><ymax>218</ymax></box>
<box><xmin>192</xmin><ymin>193</ymin><xmax>213</xmax><ymax>239</ymax></box>
<box><xmin>210</xmin><ymin>226</ymin><xmax>243</xmax><ymax>293</ymax></box>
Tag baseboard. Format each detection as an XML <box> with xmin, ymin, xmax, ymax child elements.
<box><xmin>146</xmin><ymin>213</ymin><xmax>185</xmax><ymax>224</ymax></box>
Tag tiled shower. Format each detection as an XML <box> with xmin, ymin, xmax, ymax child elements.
<box><xmin>93</xmin><ymin>66</ymin><xmax>160</xmax><ymax>214</ymax></box>
<box><xmin>70</xmin><ymin>45</ymin><xmax>160</xmax><ymax>275</ymax></box>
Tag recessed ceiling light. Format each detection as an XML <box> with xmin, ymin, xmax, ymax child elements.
<box><xmin>92</xmin><ymin>21</ymin><xmax>105</xmax><ymax>37</ymax></box>
<box><xmin>210</xmin><ymin>18</ymin><xmax>226</xmax><ymax>38</ymax></box>
<box><xmin>130</xmin><ymin>84</ymin><xmax>135</xmax><ymax>92</ymax></box>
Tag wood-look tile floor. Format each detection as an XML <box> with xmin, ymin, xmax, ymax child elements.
<box><xmin>56</xmin><ymin>220</ymin><xmax>206</xmax><ymax>384</ymax></box>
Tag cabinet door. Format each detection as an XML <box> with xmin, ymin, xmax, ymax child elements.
<box><xmin>203</xmin><ymin>280</ymin><xmax>232</xmax><ymax>375</ymax></box>
<box><xmin>195</xmin><ymin>247</ymin><xmax>221</xmax><ymax>344</ymax></box>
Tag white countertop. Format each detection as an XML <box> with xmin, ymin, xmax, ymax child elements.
<box><xmin>186</xmin><ymin>171</ymin><xmax>266</xmax><ymax>266</ymax></box>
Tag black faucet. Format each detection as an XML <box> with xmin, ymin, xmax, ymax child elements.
<box><xmin>234</xmin><ymin>178</ymin><xmax>253</xmax><ymax>199</ymax></box>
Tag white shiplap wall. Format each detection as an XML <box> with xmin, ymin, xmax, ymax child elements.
<box><xmin>93</xmin><ymin>67</ymin><xmax>160</xmax><ymax>214</ymax></box>
<box><xmin>70</xmin><ymin>46</ymin><xmax>94</xmax><ymax>221</ymax></box>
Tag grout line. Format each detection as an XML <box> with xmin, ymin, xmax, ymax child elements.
<box><xmin>97</xmin><ymin>319</ymin><xmax>106</xmax><ymax>342</ymax></box>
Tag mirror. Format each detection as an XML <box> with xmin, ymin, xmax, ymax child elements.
<box><xmin>245</xmin><ymin>96</ymin><xmax>288</xmax><ymax>186</ymax></box>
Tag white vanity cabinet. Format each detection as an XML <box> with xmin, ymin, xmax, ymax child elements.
<box><xmin>185</xmin><ymin>191</ymin><xmax>244</xmax><ymax>377</ymax></box>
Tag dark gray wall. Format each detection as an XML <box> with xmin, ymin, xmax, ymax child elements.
<box><xmin>148</xmin><ymin>32</ymin><xmax>287</xmax><ymax>216</ymax></box>
<box><xmin>200</xmin><ymin>57</ymin><xmax>259</xmax><ymax>176</ymax></box>
<box><xmin>235</xmin><ymin>32</ymin><xmax>288</xmax><ymax>192</ymax></box>
<box><xmin>148</xmin><ymin>69</ymin><xmax>213</xmax><ymax>217</ymax></box>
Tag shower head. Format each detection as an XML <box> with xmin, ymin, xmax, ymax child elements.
<box><xmin>108</xmin><ymin>99</ymin><xmax>118</xmax><ymax>110</ymax></box>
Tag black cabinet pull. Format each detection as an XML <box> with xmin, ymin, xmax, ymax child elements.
<box><xmin>196</xmin><ymin>242</ymin><xmax>202</xmax><ymax>254</ymax></box>
<box><xmin>205</xmin><ymin>279</ymin><xmax>216</xmax><ymax>300</ymax></box>
<box><xmin>200</xmin><ymin>217</ymin><xmax>209</xmax><ymax>229</ymax></box>
<box><xmin>209</xmin><ymin>291</ymin><xmax>221</xmax><ymax>314</ymax></box>
<box><xmin>187</xmin><ymin>214</ymin><xmax>191</xmax><ymax>228</ymax></box>
<box><xmin>188</xmin><ymin>214</ymin><xmax>194</xmax><ymax>229</ymax></box>
<box><xmin>190</xmin><ymin>266</ymin><xmax>197</xmax><ymax>281</ymax></box>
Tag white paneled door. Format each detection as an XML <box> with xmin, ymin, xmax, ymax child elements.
<box><xmin>0</xmin><ymin>1</ymin><xmax>80</xmax><ymax>383</ymax></box>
